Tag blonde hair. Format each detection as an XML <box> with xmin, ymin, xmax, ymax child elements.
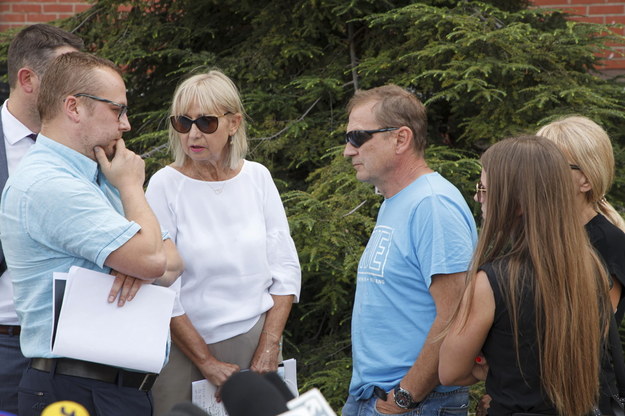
<box><xmin>455</xmin><ymin>136</ymin><xmax>610</xmax><ymax>416</ymax></box>
<box><xmin>537</xmin><ymin>116</ymin><xmax>625</xmax><ymax>231</ymax></box>
<box><xmin>169</xmin><ymin>70</ymin><xmax>247</xmax><ymax>170</ymax></box>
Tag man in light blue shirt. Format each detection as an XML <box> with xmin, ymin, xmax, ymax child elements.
<box><xmin>0</xmin><ymin>52</ymin><xmax>182</xmax><ymax>416</ymax></box>
<box><xmin>342</xmin><ymin>85</ymin><xmax>477</xmax><ymax>416</ymax></box>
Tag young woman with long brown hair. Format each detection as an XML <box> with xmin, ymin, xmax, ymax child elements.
<box><xmin>439</xmin><ymin>136</ymin><xmax>611</xmax><ymax>416</ymax></box>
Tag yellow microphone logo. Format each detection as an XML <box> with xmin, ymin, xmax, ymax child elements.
<box><xmin>42</xmin><ymin>401</ymin><xmax>89</xmax><ymax>416</ymax></box>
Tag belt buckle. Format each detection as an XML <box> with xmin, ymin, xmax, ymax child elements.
<box><xmin>138</xmin><ymin>373</ymin><xmax>157</xmax><ymax>392</ymax></box>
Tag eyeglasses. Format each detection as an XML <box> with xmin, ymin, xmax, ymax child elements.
<box><xmin>345</xmin><ymin>127</ymin><xmax>399</xmax><ymax>148</ymax></box>
<box><xmin>569</xmin><ymin>164</ymin><xmax>581</xmax><ymax>171</ymax></box>
<box><xmin>74</xmin><ymin>93</ymin><xmax>128</xmax><ymax>120</ymax></box>
<box><xmin>475</xmin><ymin>182</ymin><xmax>487</xmax><ymax>194</ymax></box>
<box><xmin>169</xmin><ymin>113</ymin><xmax>230</xmax><ymax>134</ymax></box>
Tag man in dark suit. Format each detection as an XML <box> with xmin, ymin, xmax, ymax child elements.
<box><xmin>0</xmin><ymin>24</ymin><xmax>83</xmax><ymax>413</ymax></box>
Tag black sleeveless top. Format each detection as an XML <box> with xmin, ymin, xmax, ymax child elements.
<box><xmin>586</xmin><ymin>213</ymin><xmax>625</xmax><ymax>415</ymax></box>
<box><xmin>480</xmin><ymin>261</ymin><xmax>558</xmax><ymax>416</ymax></box>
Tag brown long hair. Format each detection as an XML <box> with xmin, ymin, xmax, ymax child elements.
<box><xmin>458</xmin><ymin>136</ymin><xmax>610</xmax><ymax>415</ymax></box>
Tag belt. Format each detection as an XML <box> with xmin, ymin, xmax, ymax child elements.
<box><xmin>0</xmin><ymin>325</ymin><xmax>20</xmax><ymax>336</ymax></box>
<box><xmin>30</xmin><ymin>358</ymin><xmax>158</xmax><ymax>392</ymax></box>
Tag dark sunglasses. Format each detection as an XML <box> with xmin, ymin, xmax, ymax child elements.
<box><xmin>345</xmin><ymin>127</ymin><xmax>399</xmax><ymax>148</ymax></box>
<box><xmin>169</xmin><ymin>113</ymin><xmax>230</xmax><ymax>134</ymax></box>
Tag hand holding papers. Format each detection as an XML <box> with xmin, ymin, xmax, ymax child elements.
<box><xmin>51</xmin><ymin>266</ymin><xmax>175</xmax><ymax>373</ymax></box>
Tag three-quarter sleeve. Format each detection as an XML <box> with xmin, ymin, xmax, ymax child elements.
<box><xmin>262</xmin><ymin>169</ymin><xmax>301</xmax><ymax>302</ymax></box>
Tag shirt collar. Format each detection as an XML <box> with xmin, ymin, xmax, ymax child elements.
<box><xmin>1</xmin><ymin>99</ymin><xmax>37</xmax><ymax>145</ymax></box>
<box><xmin>35</xmin><ymin>134</ymin><xmax>100</xmax><ymax>183</ymax></box>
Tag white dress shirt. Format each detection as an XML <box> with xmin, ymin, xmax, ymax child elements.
<box><xmin>0</xmin><ymin>100</ymin><xmax>37</xmax><ymax>324</ymax></box>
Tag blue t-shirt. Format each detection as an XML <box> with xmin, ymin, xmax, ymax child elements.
<box><xmin>0</xmin><ymin>135</ymin><xmax>141</xmax><ymax>358</ymax></box>
<box><xmin>349</xmin><ymin>172</ymin><xmax>477</xmax><ymax>399</ymax></box>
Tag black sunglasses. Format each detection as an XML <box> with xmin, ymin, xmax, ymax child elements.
<box><xmin>74</xmin><ymin>93</ymin><xmax>128</xmax><ymax>120</ymax></box>
<box><xmin>169</xmin><ymin>113</ymin><xmax>230</xmax><ymax>134</ymax></box>
<box><xmin>345</xmin><ymin>127</ymin><xmax>399</xmax><ymax>148</ymax></box>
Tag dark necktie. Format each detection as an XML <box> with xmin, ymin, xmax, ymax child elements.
<box><xmin>27</xmin><ymin>133</ymin><xmax>37</xmax><ymax>141</ymax></box>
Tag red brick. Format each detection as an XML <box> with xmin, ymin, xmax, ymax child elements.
<box><xmin>3</xmin><ymin>13</ymin><xmax>26</xmax><ymax>23</ymax></box>
<box><xmin>559</xmin><ymin>6</ymin><xmax>588</xmax><ymax>15</ymax></box>
<box><xmin>606</xmin><ymin>16</ymin><xmax>625</xmax><ymax>25</ymax></box>
<box><xmin>73</xmin><ymin>4</ymin><xmax>93</xmax><ymax>13</ymax></box>
<box><xmin>570</xmin><ymin>15</ymin><xmax>605</xmax><ymax>23</ymax></box>
<box><xmin>599</xmin><ymin>58</ymin><xmax>625</xmax><ymax>70</ymax></box>
<box><xmin>13</xmin><ymin>4</ymin><xmax>42</xmax><ymax>13</ymax></box>
<box><xmin>570</xmin><ymin>0</ymin><xmax>604</xmax><ymax>4</ymax></box>
<box><xmin>43</xmin><ymin>4</ymin><xmax>74</xmax><ymax>13</ymax></box>
<box><xmin>531</xmin><ymin>0</ymin><xmax>570</xmax><ymax>6</ymax></box>
<box><xmin>0</xmin><ymin>4</ymin><xmax>11</xmax><ymax>12</ymax></box>
<box><xmin>588</xmin><ymin>5</ymin><xmax>625</xmax><ymax>15</ymax></box>
<box><xmin>25</xmin><ymin>13</ymin><xmax>54</xmax><ymax>23</ymax></box>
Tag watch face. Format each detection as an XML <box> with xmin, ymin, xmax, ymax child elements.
<box><xmin>394</xmin><ymin>387</ymin><xmax>417</xmax><ymax>409</ymax></box>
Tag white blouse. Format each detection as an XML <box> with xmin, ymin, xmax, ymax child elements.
<box><xmin>145</xmin><ymin>161</ymin><xmax>301</xmax><ymax>343</ymax></box>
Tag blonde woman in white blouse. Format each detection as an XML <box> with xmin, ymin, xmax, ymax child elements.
<box><xmin>146</xmin><ymin>70</ymin><xmax>301</xmax><ymax>415</ymax></box>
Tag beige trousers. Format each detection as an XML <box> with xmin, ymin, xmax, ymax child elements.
<box><xmin>152</xmin><ymin>315</ymin><xmax>276</xmax><ymax>415</ymax></box>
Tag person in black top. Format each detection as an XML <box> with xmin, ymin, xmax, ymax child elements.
<box><xmin>538</xmin><ymin>116</ymin><xmax>625</xmax><ymax>415</ymax></box>
<box><xmin>439</xmin><ymin>136</ymin><xmax>611</xmax><ymax>416</ymax></box>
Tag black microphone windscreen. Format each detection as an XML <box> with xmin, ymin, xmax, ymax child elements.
<box><xmin>164</xmin><ymin>401</ymin><xmax>208</xmax><ymax>416</ymax></box>
<box><xmin>263</xmin><ymin>371</ymin><xmax>295</xmax><ymax>401</ymax></box>
<box><xmin>221</xmin><ymin>371</ymin><xmax>289</xmax><ymax>416</ymax></box>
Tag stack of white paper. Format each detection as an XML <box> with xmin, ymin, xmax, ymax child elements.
<box><xmin>51</xmin><ymin>266</ymin><xmax>175</xmax><ymax>373</ymax></box>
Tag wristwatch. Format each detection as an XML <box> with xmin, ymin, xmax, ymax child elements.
<box><xmin>393</xmin><ymin>384</ymin><xmax>420</xmax><ymax>409</ymax></box>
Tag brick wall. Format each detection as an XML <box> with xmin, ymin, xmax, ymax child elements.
<box><xmin>531</xmin><ymin>0</ymin><xmax>625</xmax><ymax>74</ymax></box>
<box><xmin>0</xmin><ymin>1</ymin><xmax>92</xmax><ymax>33</ymax></box>
<box><xmin>1</xmin><ymin>1</ymin><xmax>624</xmax><ymax>73</ymax></box>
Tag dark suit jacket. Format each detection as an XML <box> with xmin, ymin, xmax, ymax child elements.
<box><xmin>0</xmin><ymin>109</ymin><xmax>10</xmax><ymax>268</ymax></box>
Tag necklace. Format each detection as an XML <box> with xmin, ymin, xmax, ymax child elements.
<box><xmin>194</xmin><ymin>166</ymin><xmax>228</xmax><ymax>194</ymax></box>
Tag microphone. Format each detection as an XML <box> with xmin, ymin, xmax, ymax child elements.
<box><xmin>221</xmin><ymin>371</ymin><xmax>289</xmax><ymax>416</ymax></box>
<box><xmin>164</xmin><ymin>402</ymin><xmax>209</xmax><ymax>416</ymax></box>
<box><xmin>263</xmin><ymin>371</ymin><xmax>295</xmax><ymax>401</ymax></box>
<box><xmin>41</xmin><ymin>401</ymin><xmax>90</xmax><ymax>416</ymax></box>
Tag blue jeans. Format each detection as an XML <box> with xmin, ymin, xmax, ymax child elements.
<box><xmin>0</xmin><ymin>332</ymin><xmax>29</xmax><ymax>414</ymax></box>
<box><xmin>342</xmin><ymin>387</ymin><xmax>469</xmax><ymax>416</ymax></box>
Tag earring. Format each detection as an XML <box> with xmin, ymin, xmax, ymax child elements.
<box><xmin>229</xmin><ymin>135</ymin><xmax>234</xmax><ymax>146</ymax></box>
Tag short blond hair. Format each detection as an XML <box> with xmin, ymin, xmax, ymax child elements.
<box><xmin>169</xmin><ymin>70</ymin><xmax>247</xmax><ymax>169</ymax></box>
<box><xmin>537</xmin><ymin>115</ymin><xmax>625</xmax><ymax>231</ymax></box>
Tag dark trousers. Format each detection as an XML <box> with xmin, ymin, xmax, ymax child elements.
<box><xmin>0</xmin><ymin>332</ymin><xmax>28</xmax><ymax>414</ymax></box>
<box><xmin>18</xmin><ymin>366</ymin><xmax>153</xmax><ymax>416</ymax></box>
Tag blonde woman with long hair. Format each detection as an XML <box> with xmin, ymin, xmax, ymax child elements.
<box><xmin>537</xmin><ymin>116</ymin><xmax>625</xmax><ymax>415</ymax></box>
<box><xmin>439</xmin><ymin>136</ymin><xmax>611</xmax><ymax>416</ymax></box>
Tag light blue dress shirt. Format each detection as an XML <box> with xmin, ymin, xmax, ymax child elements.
<box><xmin>0</xmin><ymin>135</ymin><xmax>141</xmax><ymax>358</ymax></box>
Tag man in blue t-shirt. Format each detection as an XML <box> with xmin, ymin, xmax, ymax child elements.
<box><xmin>342</xmin><ymin>85</ymin><xmax>477</xmax><ymax>416</ymax></box>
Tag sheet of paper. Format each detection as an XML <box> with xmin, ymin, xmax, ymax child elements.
<box><xmin>286</xmin><ymin>388</ymin><xmax>336</xmax><ymax>416</ymax></box>
<box><xmin>51</xmin><ymin>266</ymin><xmax>175</xmax><ymax>373</ymax></box>
<box><xmin>191</xmin><ymin>379</ymin><xmax>228</xmax><ymax>416</ymax></box>
<box><xmin>278</xmin><ymin>358</ymin><xmax>298</xmax><ymax>397</ymax></box>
